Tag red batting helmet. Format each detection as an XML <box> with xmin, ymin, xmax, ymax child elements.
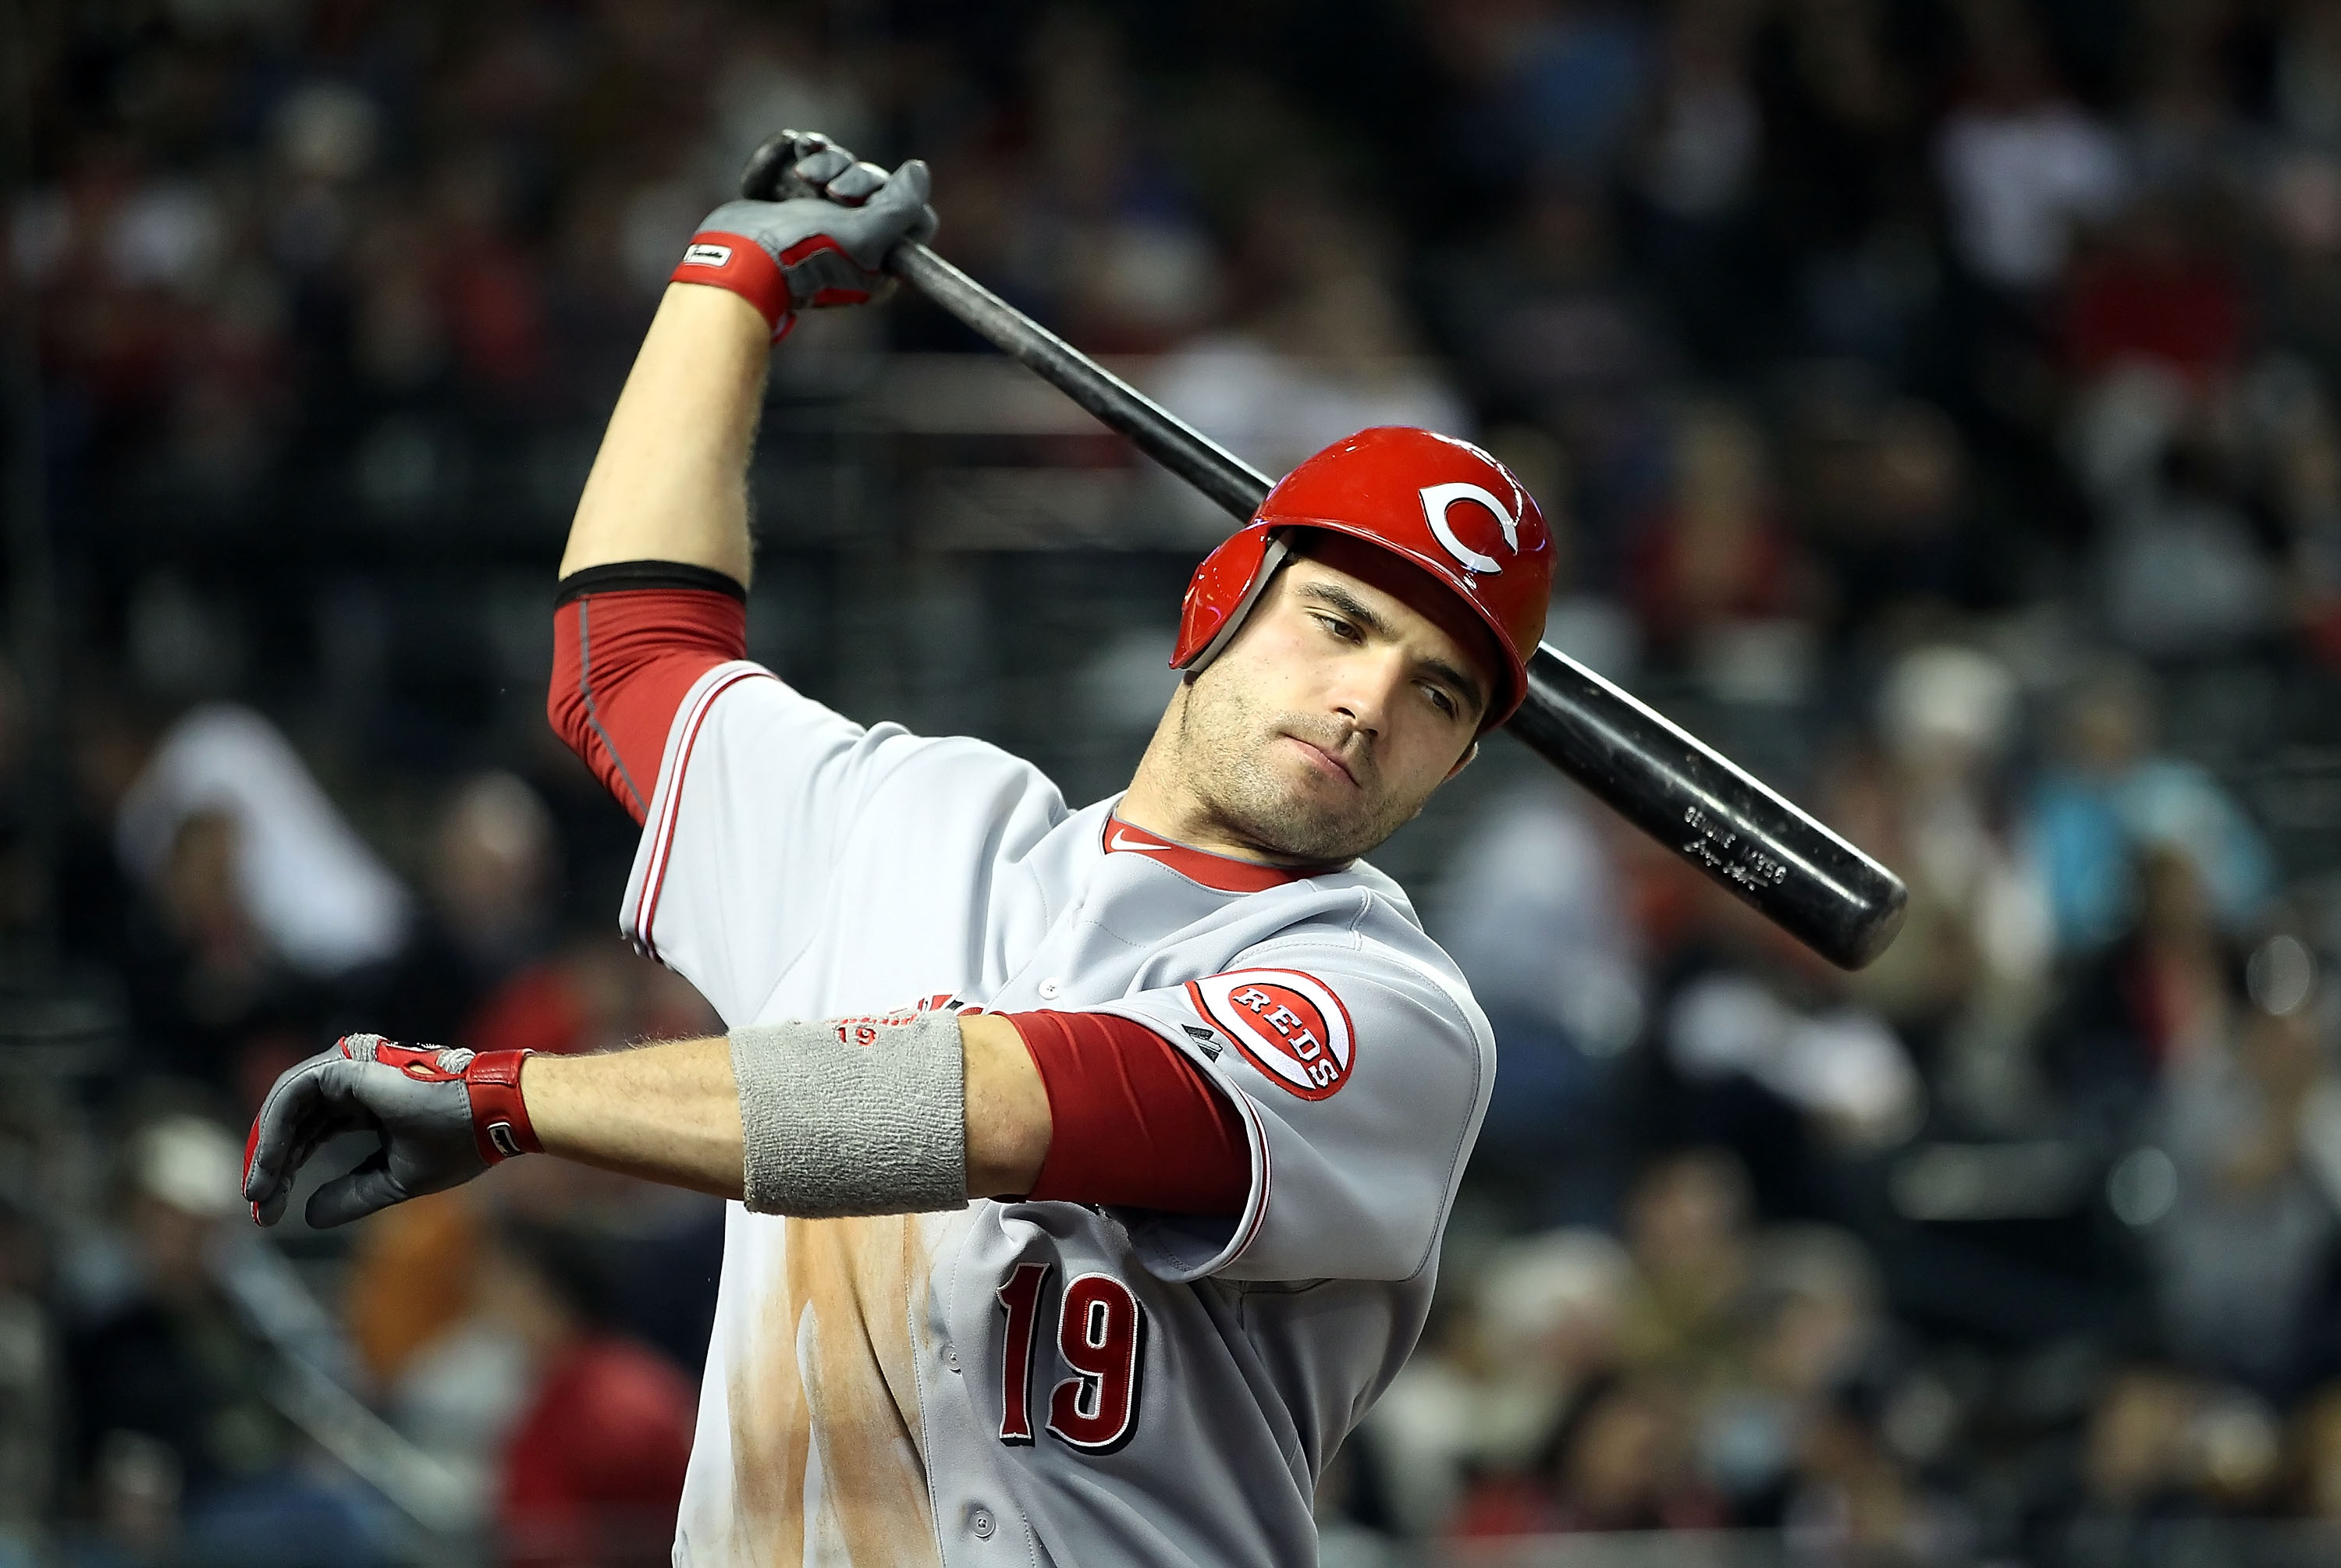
<box><xmin>1170</xmin><ymin>427</ymin><xmax>1554</xmax><ymax>726</ymax></box>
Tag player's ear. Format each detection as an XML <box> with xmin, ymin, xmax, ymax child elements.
<box><xmin>1445</xmin><ymin>740</ymin><xmax>1479</xmax><ymax>780</ymax></box>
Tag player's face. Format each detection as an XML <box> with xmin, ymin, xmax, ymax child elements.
<box><xmin>1169</xmin><ymin>535</ymin><xmax>1497</xmax><ymax>863</ymax></box>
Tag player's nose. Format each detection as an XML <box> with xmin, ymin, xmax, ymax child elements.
<box><xmin>1326</xmin><ymin>647</ymin><xmax>1409</xmax><ymax>739</ymax></box>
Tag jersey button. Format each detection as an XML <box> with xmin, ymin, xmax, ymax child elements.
<box><xmin>970</xmin><ymin>1506</ymin><xmax>996</xmax><ymax>1540</ymax></box>
<box><xmin>1036</xmin><ymin>978</ymin><xmax>1062</xmax><ymax>999</ymax></box>
<box><xmin>944</xmin><ymin>1345</ymin><xmax>961</xmax><ymax>1373</ymax></box>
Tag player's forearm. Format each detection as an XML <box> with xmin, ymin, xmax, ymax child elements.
<box><xmin>517</xmin><ymin>1016</ymin><xmax>1050</xmax><ymax>1203</ymax></box>
<box><xmin>557</xmin><ymin>283</ymin><xmax>769</xmax><ymax>585</ymax></box>
<box><xmin>962</xmin><ymin>1013</ymin><xmax>1053</xmax><ymax>1197</ymax></box>
<box><xmin>522</xmin><ymin>1036</ymin><xmax>747</xmax><ymax>1197</ymax></box>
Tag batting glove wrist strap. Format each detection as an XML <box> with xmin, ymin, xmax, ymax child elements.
<box><xmin>730</xmin><ymin>1011</ymin><xmax>967</xmax><ymax>1218</ymax></box>
<box><xmin>460</xmin><ymin>1049</ymin><xmax>542</xmax><ymax>1162</ymax></box>
<box><xmin>670</xmin><ymin>231</ymin><xmax>798</xmax><ymax>342</ymax></box>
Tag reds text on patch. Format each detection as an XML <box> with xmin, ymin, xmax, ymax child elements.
<box><xmin>1185</xmin><ymin>970</ymin><xmax>1355</xmax><ymax>1099</ymax></box>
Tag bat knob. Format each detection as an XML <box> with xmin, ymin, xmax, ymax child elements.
<box><xmin>738</xmin><ymin>129</ymin><xmax>827</xmax><ymax>203</ymax></box>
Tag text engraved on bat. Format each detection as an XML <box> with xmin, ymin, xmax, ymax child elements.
<box><xmin>1682</xmin><ymin>805</ymin><xmax>1789</xmax><ymax>889</ymax></box>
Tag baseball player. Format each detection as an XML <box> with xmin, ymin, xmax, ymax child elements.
<box><xmin>243</xmin><ymin>133</ymin><xmax>1555</xmax><ymax>1566</ymax></box>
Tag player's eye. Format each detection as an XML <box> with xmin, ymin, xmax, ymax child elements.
<box><xmin>1423</xmin><ymin>684</ymin><xmax>1459</xmax><ymax>718</ymax></box>
<box><xmin>1311</xmin><ymin>612</ymin><xmax>1362</xmax><ymax>644</ymax></box>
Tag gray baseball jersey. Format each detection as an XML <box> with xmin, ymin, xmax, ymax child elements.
<box><xmin>622</xmin><ymin>659</ymin><xmax>1495</xmax><ymax>1567</ymax></box>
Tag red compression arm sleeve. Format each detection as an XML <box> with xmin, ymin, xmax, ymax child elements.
<box><xmin>1006</xmin><ymin>1012</ymin><xmax>1251</xmax><ymax>1214</ymax></box>
<box><xmin>549</xmin><ymin>580</ymin><xmax>746</xmax><ymax>824</ymax></box>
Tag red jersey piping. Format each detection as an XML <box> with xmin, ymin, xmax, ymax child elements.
<box><xmin>1099</xmin><ymin>815</ymin><xmax>1339</xmax><ymax>894</ymax></box>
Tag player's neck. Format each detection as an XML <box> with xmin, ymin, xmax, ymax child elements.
<box><xmin>1121</xmin><ymin>717</ymin><xmax>1330</xmax><ymax>871</ymax></box>
<box><xmin>1113</xmin><ymin>789</ymin><xmax>1256</xmax><ymax>866</ymax></box>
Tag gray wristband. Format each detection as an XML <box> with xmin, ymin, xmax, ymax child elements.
<box><xmin>730</xmin><ymin>1011</ymin><xmax>968</xmax><ymax>1217</ymax></box>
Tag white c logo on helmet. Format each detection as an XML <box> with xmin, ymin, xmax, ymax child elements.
<box><xmin>1419</xmin><ymin>482</ymin><xmax>1520</xmax><ymax>576</ymax></box>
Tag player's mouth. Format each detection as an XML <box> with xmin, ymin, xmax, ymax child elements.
<box><xmin>1283</xmin><ymin>733</ymin><xmax>1359</xmax><ymax>789</ymax></box>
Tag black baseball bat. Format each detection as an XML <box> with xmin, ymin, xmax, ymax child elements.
<box><xmin>741</xmin><ymin>150</ymin><xmax>1908</xmax><ymax>968</ymax></box>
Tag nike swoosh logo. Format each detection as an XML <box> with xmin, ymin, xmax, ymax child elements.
<box><xmin>1107</xmin><ymin>828</ymin><xmax>1170</xmax><ymax>855</ymax></box>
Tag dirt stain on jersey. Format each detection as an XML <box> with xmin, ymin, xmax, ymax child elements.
<box><xmin>727</xmin><ymin>1214</ymin><xmax>943</xmax><ymax>1567</ymax></box>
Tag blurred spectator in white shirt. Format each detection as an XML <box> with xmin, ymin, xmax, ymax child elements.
<box><xmin>114</xmin><ymin>704</ymin><xmax>408</xmax><ymax>980</ymax></box>
<box><xmin>1934</xmin><ymin>2</ymin><xmax>2126</xmax><ymax>291</ymax></box>
<box><xmin>1433</xmin><ymin>782</ymin><xmax>1646</xmax><ymax>1217</ymax></box>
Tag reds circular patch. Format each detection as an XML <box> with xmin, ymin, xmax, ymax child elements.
<box><xmin>1185</xmin><ymin>970</ymin><xmax>1356</xmax><ymax>1100</ymax></box>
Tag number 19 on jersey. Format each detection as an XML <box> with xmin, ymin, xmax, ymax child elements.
<box><xmin>996</xmin><ymin>1264</ymin><xmax>1148</xmax><ymax>1455</ymax></box>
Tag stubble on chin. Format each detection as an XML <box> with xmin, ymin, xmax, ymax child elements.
<box><xmin>1173</xmin><ymin>673</ymin><xmax>1413</xmax><ymax>864</ymax></box>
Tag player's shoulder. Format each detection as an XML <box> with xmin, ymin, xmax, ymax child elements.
<box><xmin>860</xmin><ymin>725</ymin><xmax>1062</xmax><ymax>804</ymax></box>
<box><xmin>693</xmin><ymin>662</ymin><xmax>1061</xmax><ymax>800</ymax></box>
<box><xmin>1132</xmin><ymin>877</ymin><xmax>1492</xmax><ymax>1172</ymax></box>
<box><xmin>1242</xmin><ymin>857</ymin><xmax>1453</xmax><ymax>965</ymax></box>
<box><xmin>1220</xmin><ymin>868</ymin><xmax>1487</xmax><ymax>1041</ymax></box>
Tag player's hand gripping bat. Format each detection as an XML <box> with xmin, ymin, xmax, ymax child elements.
<box><xmin>743</xmin><ymin>138</ymin><xmax>1908</xmax><ymax>970</ymax></box>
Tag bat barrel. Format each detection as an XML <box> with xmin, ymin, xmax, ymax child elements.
<box><xmin>1512</xmin><ymin>647</ymin><xmax>1908</xmax><ymax>969</ymax></box>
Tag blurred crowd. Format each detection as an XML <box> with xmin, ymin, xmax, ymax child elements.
<box><xmin>18</xmin><ymin>0</ymin><xmax>2341</xmax><ymax>1562</ymax></box>
<box><xmin>5</xmin><ymin>704</ymin><xmax>726</xmax><ymax>1564</ymax></box>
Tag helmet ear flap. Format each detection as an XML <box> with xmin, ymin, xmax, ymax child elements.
<box><xmin>1170</xmin><ymin>526</ymin><xmax>1291</xmax><ymax>672</ymax></box>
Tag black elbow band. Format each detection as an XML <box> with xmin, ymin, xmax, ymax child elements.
<box><xmin>554</xmin><ymin>561</ymin><xmax>748</xmax><ymax>607</ymax></box>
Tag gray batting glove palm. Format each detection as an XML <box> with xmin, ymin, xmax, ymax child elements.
<box><xmin>241</xmin><ymin>1034</ymin><xmax>539</xmax><ymax>1229</ymax></box>
<box><xmin>669</xmin><ymin>129</ymin><xmax>936</xmax><ymax>334</ymax></box>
